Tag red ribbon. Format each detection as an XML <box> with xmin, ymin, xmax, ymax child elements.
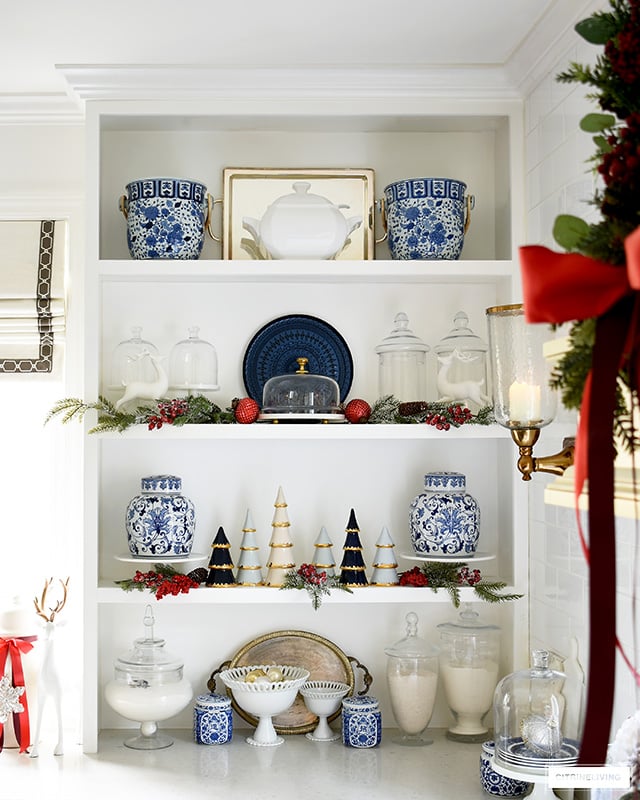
<box><xmin>0</xmin><ymin>635</ymin><xmax>36</xmax><ymax>753</ymax></box>
<box><xmin>519</xmin><ymin>228</ymin><xmax>640</xmax><ymax>767</ymax></box>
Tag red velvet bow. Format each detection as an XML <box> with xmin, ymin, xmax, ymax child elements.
<box><xmin>0</xmin><ymin>635</ymin><xmax>36</xmax><ymax>753</ymax></box>
<box><xmin>519</xmin><ymin>227</ymin><xmax>640</xmax><ymax>767</ymax></box>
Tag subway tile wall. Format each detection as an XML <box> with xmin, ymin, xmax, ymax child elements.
<box><xmin>524</xmin><ymin>10</ymin><xmax>638</xmax><ymax>738</ymax></box>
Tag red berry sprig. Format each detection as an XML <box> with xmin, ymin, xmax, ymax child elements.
<box><xmin>147</xmin><ymin>399</ymin><xmax>189</xmax><ymax>430</ymax></box>
<box><xmin>117</xmin><ymin>564</ymin><xmax>200</xmax><ymax>599</ymax></box>
<box><xmin>424</xmin><ymin>404</ymin><xmax>473</xmax><ymax>430</ymax></box>
<box><xmin>458</xmin><ymin>566</ymin><xmax>482</xmax><ymax>586</ymax></box>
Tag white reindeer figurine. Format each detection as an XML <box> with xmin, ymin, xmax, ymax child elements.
<box><xmin>436</xmin><ymin>350</ymin><xmax>489</xmax><ymax>407</ymax></box>
<box><xmin>29</xmin><ymin>577</ymin><xmax>69</xmax><ymax>758</ymax></box>
<box><xmin>115</xmin><ymin>350</ymin><xmax>169</xmax><ymax>411</ymax></box>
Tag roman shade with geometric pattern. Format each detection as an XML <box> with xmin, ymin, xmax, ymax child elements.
<box><xmin>0</xmin><ymin>220</ymin><xmax>65</xmax><ymax>373</ymax></box>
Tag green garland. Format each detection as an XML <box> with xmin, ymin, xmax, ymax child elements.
<box><xmin>399</xmin><ymin>562</ymin><xmax>523</xmax><ymax>608</ymax></box>
<box><xmin>546</xmin><ymin>0</ymin><xmax>640</xmax><ymax>451</ymax></box>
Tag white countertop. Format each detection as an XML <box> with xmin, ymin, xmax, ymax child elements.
<box><xmin>2</xmin><ymin>728</ymin><xmax>494</xmax><ymax>799</ymax></box>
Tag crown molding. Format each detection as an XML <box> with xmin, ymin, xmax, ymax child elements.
<box><xmin>0</xmin><ymin>93</ymin><xmax>83</xmax><ymax>125</ymax></box>
<box><xmin>505</xmin><ymin>0</ymin><xmax>606</xmax><ymax>95</ymax></box>
<box><xmin>56</xmin><ymin>63</ymin><xmax>522</xmax><ymax>103</ymax></box>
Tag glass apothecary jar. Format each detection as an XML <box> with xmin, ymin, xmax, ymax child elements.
<box><xmin>104</xmin><ymin>606</ymin><xmax>193</xmax><ymax>750</ymax></box>
<box><xmin>384</xmin><ymin>611</ymin><xmax>439</xmax><ymax>746</ymax></box>
<box><xmin>374</xmin><ymin>312</ymin><xmax>430</xmax><ymax>402</ymax></box>
<box><xmin>493</xmin><ymin>649</ymin><xmax>578</xmax><ymax>776</ymax></box>
<box><xmin>437</xmin><ymin>604</ymin><xmax>500</xmax><ymax>741</ymax></box>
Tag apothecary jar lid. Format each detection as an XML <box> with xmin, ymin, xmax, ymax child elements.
<box><xmin>437</xmin><ymin>605</ymin><xmax>500</xmax><ymax>636</ymax></box>
<box><xmin>375</xmin><ymin>312</ymin><xmax>430</xmax><ymax>354</ymax></box>
<box><xmin>385</xmin><ymin>611</ymin><xmax>439</xmax><ymax>659</ymax></box>
<box><xmin>113</xmin><ymin>606</ymin><xmax>185</xmax><ymax>686</ymax></box>
<box><xmin>434</xmin><ymin>311</ymin><xmax>487</xmax><ymax>355</ymax></box>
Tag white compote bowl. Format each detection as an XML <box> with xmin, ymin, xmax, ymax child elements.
<box><xmin>300</xmin><ymin>680</ymin><xmax>350</xmax><ymax>741</ymax></box>
<box><xmin>218</xmin><ymin>664</ymin><xmax>310</xmax><ymax>747</ymax></box>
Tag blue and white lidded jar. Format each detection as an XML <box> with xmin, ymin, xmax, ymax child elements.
<box><xmin>126</xmin><ymin>475</ymin><xmax>196</xmax><ymax>557</ymax></box>
<box><xmin>409</xmin><ymin>472</ymin><xmax>480</xmax><ymax>557</ymax></box>
<box><xmin>193</xmin><ymin>693</ymin><xmax>233</xmax><ymax>745</ymax></box>
<box><xmin>342</xmin><ymin>695</ymin><xmax>382</xmax><ymax>748</ymax></box>
<box><xmin>479</xmin><ymin>741</ymin><xmax>532</xmax><ymax>796</ymax></box>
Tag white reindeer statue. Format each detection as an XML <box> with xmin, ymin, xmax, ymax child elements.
<box><xmin>436</xmin><ymin>350</ymin><xmax>489</xmax><ymax>407</ymax></box>
<box><xmin>29</xmin><ymin>577</ymin><xmax>69</xmax><ymax>758</ymax></box>
<box><xmin>115</xmin><ymin>350</ymin><xmax>169</xmax><ymax>411</ymax></box>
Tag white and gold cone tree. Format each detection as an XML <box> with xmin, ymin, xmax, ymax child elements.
<box><xmin>236</xmin><ymin>509</ymin><xmax>263</xmax><ymax>586</ymax></box>
<box><xmin>311</xmin><ymin>526</ymin><xmax>337</xmax><ymax>578</ymax></box>
<box><xmin>264</xmin><ymin>486</ymin><xmax>295</xmax><ymax>587</ymax></box>
<box><xmin>370</xmin><ymin>526</ymin><xmax>399</xmax><ymax>586</ymax></box>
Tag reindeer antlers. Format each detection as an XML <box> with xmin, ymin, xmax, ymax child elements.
<box><xmin>34</xmin><ymin>577</ymin><xmax>70</xmax><ymax>622</ymax></box>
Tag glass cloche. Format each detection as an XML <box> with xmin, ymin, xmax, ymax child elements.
<box><xmin>493</xmin><ymin>649</ymin><xmax>578</xmax><ymax>776</ymax></box>
<box><xmin>259</xmin><ymin>357</ymin><xmax>344</xmax><ymax>422</ymax></box>
<box><xmin>104</xmin><ymin>606</ymin><xmax>192</xmax><ymax>750</ymax></box>
<box><xmin>168</xmin><ymin>326</ymin><xmax>219</xmax><ymax>393</ymax></box>
<box><xmin>384</xmin><ymin>611</ymin><xmax>439</xmax><ymax>746</ymax></box>
<box><xmin>109</xmin><ymin>326</ymin><xmax>160</xmax><ymax>392</ymax></box>
<box><xmin>434</xmin><ymin>311</ymin><xmax>489</xmax><ymax>411</ymax></box>
<box><xmin>437</xmin><ymin>604</ymin><xmax>500</xmax><ymax>741</ymax></box>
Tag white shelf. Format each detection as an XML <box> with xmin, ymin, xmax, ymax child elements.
<box><xmin>95</xmin><ymin>584</ymin><xmax>500</xmax><ymax>604</ymax></box>
<box><xmin>97</xmin><ymin>259</ymin><xmax>515</xmax><ymax>284</ymax></box>
<box><xmin>95</xmin><ymin>422</ymin><xmax>509</xmax><ymax>441</ymax></box>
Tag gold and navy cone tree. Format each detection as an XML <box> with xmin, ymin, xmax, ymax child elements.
<box><xmin>205</xmin><ymin>526</ymin><xmax>236</xmax><ymax>586</ymax></box>
<box><xmin>339</xmin><ymin>508</ymin><xmax>368</xmax><ymax>587</ymax></box>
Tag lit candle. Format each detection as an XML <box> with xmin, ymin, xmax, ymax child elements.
<box><xmin>508</xmin><ymin>381</ymin><xmax>541</xmax><ymax>423</ymax></box>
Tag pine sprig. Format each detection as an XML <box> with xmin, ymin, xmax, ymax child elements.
<box><xmin>399</xmin><ymin>562</ymin><xmax>523</xmax><ymax>608</ymax></box>
<box><xmin>368</xmin><ymin>395</ymin><xmax>494</xmax><ymax>427</ymax></box>
<box><xmin>280</xmin><ymin>564</ymin><xmax>352</xmax><ymax>610</ymax></box>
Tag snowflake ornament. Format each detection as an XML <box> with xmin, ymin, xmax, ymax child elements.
<box><xmin>0</xmin><ymin>674</ymin><xmax>25</xmax><ymax>723</ymax></box>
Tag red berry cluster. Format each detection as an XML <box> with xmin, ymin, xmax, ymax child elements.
<box><xmin>399</xmin><ymin>566</ymin><xmax>429</xmax><ymax>587</ymax></box>
<box><xmin>457</xmin><ymin>566</ymin><xmax>482</xmax><ymax>586</ymax></box>
<box><xmin>147</xmin><ymin>399</ymin><xmax>189</xmax><ymax>430</ymax></box>
<box><xmin>297</xmin><ymin>563</ymin><xmax>327</xmax><ymax>586</ymax></box>
<box><xmin>424</xmin><ymin>405</ymin><xmax>473</xmax><ymax>430</ymax></box>
<box><xmin>598</xmin><ymin>114</ymin><xmax>640</xmax><ymax>227</ymax></box>
<box><xmin>132</xmin><ymin>569</ymin><xmax>200</xmax><ymax>599</ymax></box>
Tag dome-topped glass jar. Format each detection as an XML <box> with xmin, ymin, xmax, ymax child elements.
<box><xmin>259</xmin><ymin>357</ymin><xmax>344</xmax><ymax>422</ymax></box>
<box><xmin>104</xmin><ymin>606</ymin><xmax>192</xmax><ymax>750</ymax></box>
<box><xmin>109</xmin><ymin>326</ymin><xmax>160</xmax><ymax>392</ymax></box>
<box><xmin>374</xmin><ymin>312</ymin><xmax>430</xmax><ymax>402</ymax></box>
<box><xmin>493</xmin><ymin>649</ymin><xmax>578</xmax><ymax>776</ymax></box>
<box><xmin>168</xmin><ymin>326</ymin><xmax>219</xmax><ymax>393</ymax></box>
<box><xmin>434</xmin><ymin>311</ymin><xmax>489</xmax><ymax>411</ymax></box>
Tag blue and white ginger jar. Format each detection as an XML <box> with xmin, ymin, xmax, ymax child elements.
<box><xmin>126</xmin><ymin>475</ymin><xmax>195</xmax><ymax>557</ymax></box>
<box><xmin>122</xmin><ymin>177</ymin><xmax>209</xmax><ymax>260</ymax></box>
<box><xmin>383</xmin><ymin>177</ymin><xmax>473</xmax><ymax>260</ymax></box>
<box><xmin>409</xmin><ymin>472</ymin><xmax>480</xmax><ymax>557</ymax></box>
<box><xmin>479</xmin><ymin>741</ymin><xmax>532</xmax><ymax>796</ymax></box>
<box><xmin>193</xmin><ymin>693</ymin><xmax>233</xmax><ymax>745</ymax></box>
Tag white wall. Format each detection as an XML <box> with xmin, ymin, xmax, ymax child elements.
<box><xmin>523</xmin><ymin>5</ymin><xmax>638</xmax><ymax>741</ymax></box>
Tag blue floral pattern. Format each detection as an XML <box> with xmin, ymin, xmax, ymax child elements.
<box><xmin>384</xmin><ymin>178</ymin><xmax>471</xmax><ymax>260</ymax></box>
<box><xmin>342</xmin><ymin>696</ymin><xmax>382</xmax><ymax>748</ymax></box>
<box><xmin>479</xmin><ymin>742</ymin><xmax>531</xmax><ymax>796</ymax></box>
<box><xmin>409</xmin><ymin>471</ymin><xmax>480</xmax><ymax>557</ymax></box>
<box><xmin>126</xmin><ymin>474</ymin><xmax>195</xmax><ymax>557</ymax></box>
<box><xmin>194</xmin><ymin>695</ymin><xmax>233</xmax><ymax>745</ymax></box>
<box><xmin>124</xmin><ymin>178</ymin><xmax>208</xmax><ymax>260</ymax></box>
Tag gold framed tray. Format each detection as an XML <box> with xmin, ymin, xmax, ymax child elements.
<box><xmin>208</xmin><ymin>629</ymin><xmax>372</xmax><ymax>735</ymax></box>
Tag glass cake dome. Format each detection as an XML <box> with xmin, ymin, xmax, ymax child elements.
<box><xmin>259</xmin><ymin>357</ymin><xmax>344</xmax><ymax>422</ymax></box>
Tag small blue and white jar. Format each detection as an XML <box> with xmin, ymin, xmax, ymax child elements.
<box><xmin>342</xmin><ymin>695</ymin><xmax>382</xmax><ymax>748</ymax></box>
<box><xmin>120</xmin><ymin>177</ymin><xmax>210</xmax><ymax>260</ymax></box>
<box><xmin>194</xmin><ymin>693</ymin><xmax>233</xmax><ymax>745</ymax></box>
<box><xmin>383</xmin><ymin>177</ymin><xmax>474</xmax><ymax>260</ymax></box>
<box><xmin>409</xmin><ymin>472</ymin><xmax>480</xmax><ymax>557</ymax></box>
<box><xmin>479</xmin><ymin>741</ymin><xmax>532</xmax><ymax>796</ymax></box>
<box><xmin>126</xmin><ymin>475</ymin><xmax>196</xmax><ymax>557</ymax></box>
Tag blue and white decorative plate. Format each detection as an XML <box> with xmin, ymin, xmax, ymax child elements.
<box><xmin>243</xmin><ymin>314</ymin><xmax>353</xmax><ymax>403</ymax></box>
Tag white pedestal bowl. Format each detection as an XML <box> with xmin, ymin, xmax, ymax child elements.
<box><xmin>300</xmin><ymin>681</ymin><xmax>350</xmax><ymax>741</ymax></box>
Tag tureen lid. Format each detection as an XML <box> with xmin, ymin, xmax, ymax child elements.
<box><xmin>270</xmin><ymin>181</ymin><xmax>342</xmax><ymax>210</ymax></box>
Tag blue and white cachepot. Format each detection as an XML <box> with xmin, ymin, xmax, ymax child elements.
<box><xmin>193</xmin><ymin>694</ymin><xmax>233</xmax><ymax>745</ymax></box>
<box><xmin>479</xmin><ymin>741</ymin><xmax>532</xmax><ymax>796</ymax></box>
<box><xmin>121</xmin><ymin>177</ymin><xmax>210</xmax><ymax>260</ymax></box>
<box><xmin>409</xmin><ymin>472</ymin><xmax>480</xmax><ymax>557</ymax></box>
<box><xmin>342</xmin><ymin>695</ymin><xmax>382</xmax><ymax>748</ymax></box>
<box><xmin>383</xmin><ymin>177</ymin><xmax>474</xmax><ymax>260</ymax></box>
<box><xmin>125</xmin><ymin>475</ymin><xmax>195</xmax><ymax>557</ymax></box>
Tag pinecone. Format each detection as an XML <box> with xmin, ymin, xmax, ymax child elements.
<box><xmin>398</xmin><ymin>401</ymin><xmax>430</xmax><ymax>416</ymax></box>
<box><xmin>187</xmin><ymin>567</ymin><xmax>208</xmax><ymax>584</ymax></box>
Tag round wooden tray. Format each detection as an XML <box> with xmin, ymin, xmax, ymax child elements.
<box><xmin>208</xmin><ymin>629</ymin><xmax>372</xmax><ymax>735</ymax></box>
